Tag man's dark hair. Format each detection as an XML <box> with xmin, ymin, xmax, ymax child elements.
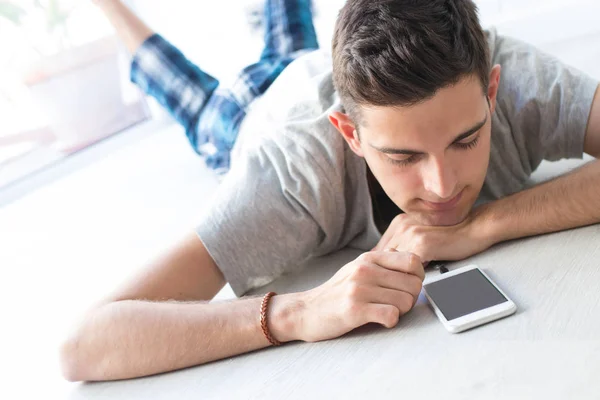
<box><xmin>332</xmin><ymin>0</ymin><xmax>490</xmax><ymax>122</ymax></box>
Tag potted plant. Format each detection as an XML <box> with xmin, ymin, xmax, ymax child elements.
<box><xmin>0</xmin><ymin>0</ymin><xmax>148</xmax><ymax>152</ymax></box>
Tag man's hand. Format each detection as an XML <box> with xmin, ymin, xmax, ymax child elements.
<box><xmin>372</xmin><ymin>211</ymin><xmax>494</xmax><ymax>263</ymax></box>
<box><xmin>289</xmin><ymin>250</ymin><xmax>424</xmax><ymax>343</ymax></box>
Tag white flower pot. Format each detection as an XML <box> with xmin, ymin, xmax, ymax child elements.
<box><xmin>23</xmin><ymin>35</ymin><xmax>147</xmax><ymax>152</ymax></box>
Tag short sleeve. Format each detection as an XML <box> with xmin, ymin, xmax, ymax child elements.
<box><xmin>195</xmin><ymin>139</ymin><xmax>332</xmax><ymax>297</ymax></box>
<box><xmin>492</xmin><ymin>33</ymin><xmax>599</xmax><ymax>171</ymax></box>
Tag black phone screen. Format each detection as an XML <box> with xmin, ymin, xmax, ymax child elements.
<box><xmin>424</xmin><ymin>268</ymin><xmax>508</xmax><ymax>320</ymax></box>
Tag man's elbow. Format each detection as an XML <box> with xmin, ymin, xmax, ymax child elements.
<box><xmin>59</xmin><ymin>335</ymin><xmax>89</xmax><ymax>382</ymax></box>
<box><xmin>60</xmin><ymin>334</ymin><xmax>114</xmax><ymax>382</ymax></box>
<box><xmin>59</xmin><ymin>313</ymin><xmax>110</xmax><ymax>382</ymax></box>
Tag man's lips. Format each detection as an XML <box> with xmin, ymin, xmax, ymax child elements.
<box><xmin>421</xmin><ymin>190</ymin><xmax>464</xmax><ymax>211</ymax></box>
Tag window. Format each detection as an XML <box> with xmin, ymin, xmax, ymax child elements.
<box><xmin>0</xmin><ymin>0</ymin><xmax>149</xmax><ymax>189</ymax></box>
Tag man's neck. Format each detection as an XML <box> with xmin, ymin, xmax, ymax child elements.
<box><xmin>366</xmin><ymin>165</ymin><xmax>402</xmax><ymax>234</ymax></box>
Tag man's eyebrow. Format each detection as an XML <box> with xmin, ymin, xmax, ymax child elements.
<box><xmin>370</xmin><ymin>115</ymin><xmax>488</xmax><ymax>155</ymax></box>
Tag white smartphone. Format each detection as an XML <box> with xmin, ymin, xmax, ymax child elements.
<box><xmin>422</xmin><ymin>264</ymin><xmax>517</xmax><ymax>333</ymax></box>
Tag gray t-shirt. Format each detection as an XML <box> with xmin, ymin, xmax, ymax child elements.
<box><xmin>197</xmin><ymin>28</ymin><xmax>598</xmax><ymax>297</ymax></box>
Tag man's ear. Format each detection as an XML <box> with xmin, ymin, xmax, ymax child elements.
<box><xmin>487</xmin><ymin>64</ymin><xmax>501</xmax><ymax>113</ymax></box>
<box><xmin>328</xmin><ymin>111</ymin><xmax>364</xmax><ymax>157</ymax></box>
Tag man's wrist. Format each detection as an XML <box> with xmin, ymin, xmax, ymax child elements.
<box><xmin>93</xmin><ymin>0</ymin><xmax>124</xmax><ymax>14</ymax></box>
<box><xmin>468</xmin><ymin>202</ymin><xmax>505</xmax><ymax>250</ymax></box>
<box><xmin>267</xmin><ymin>292</ymin><xmax>306</xmax><ymax>343</ymax></box>
<box><xmin>93</xmin><ymin>0</ymin><xmax>120</xmax><ymax>4</ymax></box>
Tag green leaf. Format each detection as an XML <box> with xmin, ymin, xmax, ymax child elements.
<box><xmin>0</xmin><ymin>2</ymin><xmax>27</xmax><ymax>25</ymax></box>
<box><xmin>46</xmin><ymin>0</ymin><xmax>72</xmax><ymax>33</ymax></box>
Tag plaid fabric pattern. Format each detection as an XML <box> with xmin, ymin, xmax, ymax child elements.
<box><xmin>130</xmin><ymin>0</ymin><xmax>318</xmax><ymax>172</ymax></box>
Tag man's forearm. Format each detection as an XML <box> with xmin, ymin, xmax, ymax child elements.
<box><xmin>478</xmin><ymin>159</ymin><xmax>600</xmax><ymax>244</ymax></box>
<box><xmin>95</xmin><ymin>0</ymin><xmax>154</xmax><ymax>53</ymax></box>
<box><xmin>60</xmin><ymin>295</ymin><xmax>303</xmax><ymax>381</ymax></box>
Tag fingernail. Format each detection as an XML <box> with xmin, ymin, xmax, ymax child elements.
<box><xmin>409</xmin><ymin>253</ymin><xmax>421</xmax><ymax>265</ymax></box>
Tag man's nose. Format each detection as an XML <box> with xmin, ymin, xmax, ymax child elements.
<box><xmin>422</xmin><ymin>155</ymin><xmax>458</xmax><ymax>200</ymax></box>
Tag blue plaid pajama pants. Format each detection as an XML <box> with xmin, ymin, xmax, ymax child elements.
<box><xmin>129</xmin><ymin>0</ymin><xmax>319</xmax><ymax>172</ymax></box>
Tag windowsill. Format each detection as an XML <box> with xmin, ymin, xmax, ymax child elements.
<box><xmin>0</xmin><ymin>116</ymin><xmax>173</xmax><ymax>208</ymax></box>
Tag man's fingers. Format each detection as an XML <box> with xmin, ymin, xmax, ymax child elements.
<box><xmin>369</xmin><ymin>267</ymin><xmax>424</xmax><ymax>294</ymax></box>
<box><xmin>373</xmin><ymin>222</ymin><xmax>398</xmax><ymax>251</ymax></box>
<box><xmin>364</xmin><ymin>285</ymin><xmax>419</xmax><ymax>312</ymax></box>
<box><xmin>361</xmin><ymin>303</ymin><xmax>401</xmax><ymax>329</ymax></box>
<box><xmin>359</xmin><ymin>251</ymin><xmax>424</xmax><ymax>281</ymax></box>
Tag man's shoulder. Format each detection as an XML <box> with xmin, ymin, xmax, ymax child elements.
<box><xmin>261</xmin><ymin>49</ymin><xmax>338</xmax><ymax>126</ymax></box>
<box><xmin>235</xmin><ymin>49</ymin><xmax>348</xmax><ymax>168</ymax></box>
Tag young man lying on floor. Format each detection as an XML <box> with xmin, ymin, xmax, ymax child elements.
<box><xmin>60</xmin><ymin>0</ymin><xmax>600</xmax><ymax>381</ymax></box>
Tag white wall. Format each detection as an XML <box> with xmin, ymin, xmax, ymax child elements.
<box><xmin>479</xmin><ymin>0</ymin><xmax>600</xmax><ymax>79</ymax></box>
<box><xmin>479</xmin><ymin>0</ymin><xmax>600</xmax><ymax>45</ymax></box>
<box><xmin>126</xmin><ymin>0</ymin><xmax>600</xmax><ymax>80</ymax></box>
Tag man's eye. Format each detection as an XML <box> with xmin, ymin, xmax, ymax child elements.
<box><xmin>454</xmin><ymin>134</ymin><xmax>480</xmax><ymax>150</ymax></box>
<box><xmin>388</xmin><ymin>155</ymin><xmax>418</xmax><ymax>166</ymax></box>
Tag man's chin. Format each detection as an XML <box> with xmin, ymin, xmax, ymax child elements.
<box><xmin>414</xmin><ymin>209</ymin><xmax>470</xmax><ymax>227</ymax></box>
